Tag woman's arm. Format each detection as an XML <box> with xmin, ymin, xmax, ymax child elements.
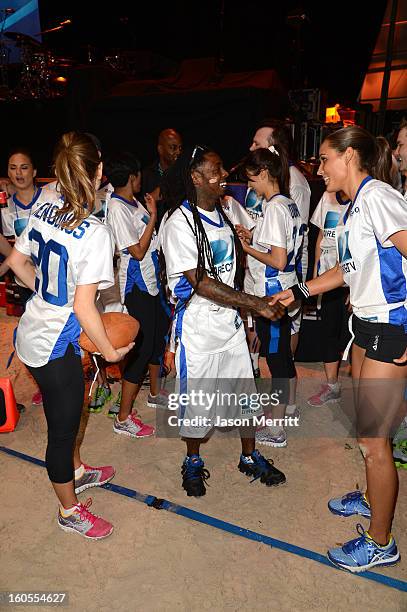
<box><xmin>313</xmin><ymin>229</ymin><xmax>323</xmax><ymax>279</ymax></box>
<box><xmin>0</xmin><ymin>235</ymin><xmax>12</xmax><ymax>277</ymax></box>
<box><xmin>6</xmin><ymin>248</ymin><xmax>36</xmax><ymax>290</ymax></box>
<box><xmin>74</xmin><ymin>284</ymin><xmax>134</xmax><ymax>362</ymax></box>
<box><xmin>242</xmin><ymin>242</ymin><xmax>287</xmax><ymax>271</ymax></box>
<box><xmin>126</xmin><ymin>194</ymin><xmax>157</xmax><ymax>261</ymax></box>
<box><xmin>268</xmin><ymin>263</ymin><xmax>344</xmax><ymax>307</ymax></box>
<box><xmin>388</xmin><ymin>230</ymin><xmax>407</xmax><ymax>258</ymax></box>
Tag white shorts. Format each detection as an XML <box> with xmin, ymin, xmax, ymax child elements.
<box><xmin>174</xmin><ymin>339</ymin><xmax>260</xmax><ymax>438</ymax></box>
<box><xmin>96</xmin><ymin>269</ymin><xmax>125</xmax><ymax>314</ymax></box>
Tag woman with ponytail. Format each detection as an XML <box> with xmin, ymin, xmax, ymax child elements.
<box><xmin>270</xmin><ymin>126</ymin><xmax>407</xmax><ymax>573</ymax></box>
<box><xmin>6</xmin><ymin>132</ymin><xmax>134</xmax><ymax>539</ymax></box>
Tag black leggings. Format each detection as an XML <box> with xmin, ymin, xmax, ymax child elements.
<box><xmin>124</xmin><ymin>285</ymin><xmax>169</xmax><ymax>384</ymax></box>
<box><xmin>320</xmin><ymin>287</ymin><xmax>349</xmax><ymax>363</ymax></box>
<box><xmin>257</xmin><ymin>312</ymin><xmax>296</xmax><ymax>403</ymax></box>
<box><xmin>27</xmin><ymin>344</ymin><xmax>84</xmax><ymax>484</ymax></box>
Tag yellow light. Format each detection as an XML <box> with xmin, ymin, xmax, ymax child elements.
<box><xmin>325</xmin><ymin>104</ymin><xmax>341</xmax><ymax>123</ymax></box>
<box><xmin>54</xmin><ymin>76</ymin><xmax>67</xmax><ymax>83</ymax></box>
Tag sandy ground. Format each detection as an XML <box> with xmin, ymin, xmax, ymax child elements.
<box><xmin>0</xmin><ymin>310</ymin><xmax>406</xmax><ymax>612</ymax></box>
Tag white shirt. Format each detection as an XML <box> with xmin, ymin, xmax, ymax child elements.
<box><xmin>42</xmin><ymin>179</ymin><xmax>114</xmax><ymax>220</ymax></box>
<box><xmin>311</xmin><ymin>191</ymin><xmax>350</xmax><ymax>275</ymax></box>
<box><xmin>222</xmin><ymin>196</ymin><xmax>255</xmax><ymax>229</ymax></box>
<box><xmin>248</xmin><ymin>194</ymin><xmax>303</xmax><ymax>297</ymax></box>
<box><xmin>15</xmin><ymin>200</ymin><xmax>114</xmax><ymax>367</ymax></box>
<box><xmin>336</xmin><ymin>177</ymin><xmax>407</xmax><ymax>326</ymax></box>
<box><xmin>1</xmin><ymin>187</ymin><xmax>48</xmax><ymax>238</ymax></box>
<box><xmin>107</xmin><ymin>193</ymin><xmax>159</xmax><ymax>301</ymax></box>
<box><xmin>161</xmin><ymin>201</ymin><xmax>245</xmax><ymax>354</ymax></box>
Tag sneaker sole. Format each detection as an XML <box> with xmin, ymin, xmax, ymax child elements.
<box><xmin>147</xmin><ymin>401</ymin><xmax>167</xmax><ymax>408</ymax></box>
<box><xmin>58</xmin><ymin>522</ymin><xmax>113</xmax><ymax>540</ymax></box>
<box><xmin>113</xmin><ymin>427</ymin><xmax>155</xmax><ymax>439</ymax></box>
<box><xmin>327</xmin><ymin>551</ymin><xmax>400</xmax><ymax>573</ymax></box>
<box><xmin>107</xmin><ymin>412</ymin><xmax>119</xmax><ymax>419</ymax></box>
<box><xmin>256</xmin><ymin>439</ymin><xmax>287</xmax><ymax>448</ymax></box>
<box><xmin>327</xmin><ymin>505</ymin><xmax>371</xmax><ymax>519</ymax></box>
<box><xmin>75</xmin><ymin>472</ymin><xmax>116</xmax><ymax>494</ymax></box>
<box><xmin>307</xmin><ymin>398</ymin><xmax>341</xmax><ymax>407</ymax></box>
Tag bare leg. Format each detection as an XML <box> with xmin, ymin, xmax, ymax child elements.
<box><xmin>185</xmin><ymin>438</ymin><xmax>201</xmax><ymax>456</ymax></box>
<box><xmin>148</xmin><ymin>363</ymin><xmax>161</xmax><ymax>396</ymax></box>
<box><xmin>324</xmin><ymin>360</ymin><xmax>340</xmax><ymax>384</ymax></box>
<box><xmin>118</xmin><ymin>379</ymin><xmax>141</xmax><ymax>422</ymax></box>
<box><xmin>240</xmin><ymin>423</ymin><xmax>256</xmax><ymax>455</ymax></box>
<box><xmin>52</xmin><ymin>481</ymin><xmax>78</xmax><ymax>510</ymax></box>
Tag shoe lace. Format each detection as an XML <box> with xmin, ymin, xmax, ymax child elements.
<box><xmin>76</xmin><ymin>498</ymin><xmax>97</xmax><ymax>523</ymax></box>
<box><xmin>343</xmin><ymin>523</ymin><xmax>368</xmax><ymax>554</ymax></box>
<box><xmin>343</xmin><ymin>490</ymin><xmax>363</xmax><ymax>502</ymax></box>
<box><xmin>249</xmin><ymin>453</ymin><xmax>275</xmax><ymax>483</ymax></box>
<box><xmin>182</xmin><ymin>460</ymin><xmax>210</xmax><ymax>485</ymax></box>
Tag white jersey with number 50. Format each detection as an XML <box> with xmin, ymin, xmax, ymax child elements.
<box><xmin>14</xmin><ymin>198</ymin><xmax>115</xmax><ymax>367</ymax></box>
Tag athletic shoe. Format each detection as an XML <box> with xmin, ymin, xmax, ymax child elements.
<box><xmin>285</xmin><ymin>404</ymin><xmax>300</xmax><ymax>419</ymax></box>
<box><xmin>327</xmin><ymin>524</ymin><xmax>400</xmax><ymax>573</ymax></box>
<box><xmin>108</xmin><ymin>391</ymin><xmax>121</xmax><ymax>418</ymax></box>
<box><xmin>328</xmin><ymin>490</ymin><xmax>371</xmax><ymax>518</ymax></box>
<box><xmin>147</xmin><ymin>391</ymin><xmax>168</xmax><ymax>408</ymax></box>
<box><xmin>238</xmin><ymin>449</ymin><xmax>286</xmax><ymax>486</ymax></box>
<box><xmin>32</xmin><ymin>390</ymin><xmax>43</xmax><ymax>405</ymax></box>
<box><xmin>181</xmin><ymin>455</ymin><xmax>210</xmax><ymax>497</ymax></box>
<box><xmin>88</xmin><ymin>385</ymin><xmax>112</xmax><ymax>414</ymax></box>
<box><xmin>256</xmin><ymin>426</ymin><xmax>287</xmax><ymax>447</ymax></box>
<box><xmin>393</xmin><ymin>440</ymin><xmax>407</xmax><ymax>470</ymax></box>
<box><xmin>74</xmin><ymin>463</ymin><xmax>115</xmax><ymax>494</ymax></box>
<box><xmin>307</xmin><ymin>384</ymin><xmax>341</xmax><ymax>407</ymax></box>
<box><xmin>113</xmin><ymin>413</ymin><xmax>155</xmax><ymax>438</ymax></box>
<box><xmin>58</xmin><ymin>498</ymin><xmax>113</xmax><ymax>540</ymax></box>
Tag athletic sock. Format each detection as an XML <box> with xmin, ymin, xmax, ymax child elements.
<box><xmin>286</xmin><ymin>404</ymin><xmax>297</xmax><ymax>416</ymax></box>
<box><xmin>74</xmin><ymin>464</ymin><xmax>85</xmax><ymax>479</ymax></box>
<box><xmin>327</xmin><ymin>382</ymin><xmax>339</xmax><ymax>390</ymax></box>
<box><xmin>241</xmin><ymin>453</ymin><xmax>254</xmax><ymax>464</ymax></box>
<box><xmin>250</xmin><ymin>353</ymin><xmax>259</xmax><ymax>370</ymax></box>
<box><xmin>59</xmin><ymin>504</ymin><xmax>78</xmax><ymax>517</ymax></box>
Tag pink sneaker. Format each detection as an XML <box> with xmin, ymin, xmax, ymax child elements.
<box><xmin>113</xmin><ymin>413</ymin><xmax>155</xmax><ymax>438</ymax></box>
<box><xmin>74</xmin><ymin>463</ymin><xmax>115</xmax><ymax>494</ymax></box>
<box><xmin>57</xmin><ymin>498</ymin><xmax>113</xmax><ymax>539</ymax></box>
<box><xmin>307</xmin><ymin>384</ymin><xmax>341</xmax><ymax>407</ymax></box>
<box><xmin>32</xmin><ymin>390</ymin><xmax>43</xmax><ymax>405</ymax></box>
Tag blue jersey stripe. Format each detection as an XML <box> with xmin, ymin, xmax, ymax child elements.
<box><xmin>375</xmin><ymin>237</ymin><xmax>406</xmax><ymax>306</ymax></box>
<box><xmin>49</xmin><ymin>312</ymin><xmax>81</xmax><ymax>361</ymax></box>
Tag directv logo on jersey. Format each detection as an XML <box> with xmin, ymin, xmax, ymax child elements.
<box><xmin>338</xmin><ymin>230</ymin><xmax>356</xmax><ymax>274</ymax></box>
<box><xmin>324</xmin><ymin>211</ymin><xmax>340</xmax><ymax>238</ymax></box>
<box><xmin>245</xmin><ymin>189</ymin><xmax>263</xmax><ymax>221</ymax></box>
<box><xmin>210</xmin><ymin>237</ymin><xmax>234</xmax><ymax>273</ymax></box>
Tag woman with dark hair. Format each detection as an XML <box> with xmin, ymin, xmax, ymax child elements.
<box><xmin>270</xmin><ymin>126</ymin><xmax>407</xmax><ymax>572</ymax></box>
<box><xmin>159</xmin><ymin>145</ymin><xmax>286</xmax><ymax>496</ymax></box>
<box><xmin>237</xmin><ymin>147</ymin><xmax>303</xmax><ymax>447</ymax></box>
<box><xmin>6</xmin><ymin>132</ymin><xmax>134</xmax><ymax>539</ymax></box>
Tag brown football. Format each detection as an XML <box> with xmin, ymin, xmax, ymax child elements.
<box><xmin>79</xmin><ymin>312</ymin><xmax>139</xmax><ymax>355</ymax></box>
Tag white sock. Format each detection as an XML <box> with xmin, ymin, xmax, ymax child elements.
<box><xmin>60</xmin><ymin>504</ymin><xmax>77</xmax><ymax>517</ymax></box>
<box><xmin>286</xmin><ymin>404</ymin><xmax>297</xmax><ymax>416</ymax></box>
<box><xmin>74</xmin><ymin>464</ymin><xmax>85</xmax><ymax>479</ymax></box>
<box><xmin>251</xmin><ymin>353</ymin><xmax>259</xmax><ymax>370</ymax></box>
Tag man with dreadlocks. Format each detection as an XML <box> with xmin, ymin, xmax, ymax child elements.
<box><xmin>160</xmin><ymin>145</ymin><xmax>287</xmax><ymax>497</ymax></box>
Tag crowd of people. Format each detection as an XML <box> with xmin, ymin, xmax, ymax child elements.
<box><xmin>1</xmin><ymin>118</ymin><xmax>407</xmax><ymax>573</ymax></box>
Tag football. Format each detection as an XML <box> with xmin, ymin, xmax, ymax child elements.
<box><xmin>79</xmin><ymin>312</ymin><xmax>139</xmax><ymax>355</ymax></box>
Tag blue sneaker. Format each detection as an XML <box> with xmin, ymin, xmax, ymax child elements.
<box><xmin>328</xmin><ymin>490</ymin><xmax>371</xmax><ymax>518</ymax></box>
<box><xmin>327</xmin><ymin>524</ymin><xmax>400</xmax><ymax>573</ymax></box>
<box><xmin>181</xmin><ymin>455</ymin><xmax>210</xmax><ymax>497</ymax></box>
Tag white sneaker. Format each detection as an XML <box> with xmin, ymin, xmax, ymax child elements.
<box><xmin>256</xmin><ymin>426</ymin><xmax>287</xmax><ymax>447</ymax></box>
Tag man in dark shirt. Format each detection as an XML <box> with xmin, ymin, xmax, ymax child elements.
<box><xmin>142</xmin><ymin>128</ymin><xmax>183</xmax><ymax>225</ymax></box>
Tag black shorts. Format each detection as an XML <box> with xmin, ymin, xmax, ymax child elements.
<box><xmin>352</xmin><ymin>316</ymin><xmax>407</xmax><ymax>364</ymax></box>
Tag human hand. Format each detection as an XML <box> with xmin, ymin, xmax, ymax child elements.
<box><xmin>144</xmin><ymin>192</ymin><xmax>157</xmax><ymax>217</ymax></box>
<box><xmin>104</xmin><ymin>342</ymin><xmax>135</xmax><ymax>362</ymax></box>
<box><xmin>255</xmin><ymin>296</ymin><xmax>286</xmax><ymax>321</ymax></box>
<box><xmin>268</xmin><ymin>288</ymin><xmax>295</xmax><ymax>308</ymax></box>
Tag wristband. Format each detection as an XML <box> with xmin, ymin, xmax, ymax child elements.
<box><xmin>290</xmin><ymin>282</ymin><xmax>310</xmax><ymax>301</ymax></box>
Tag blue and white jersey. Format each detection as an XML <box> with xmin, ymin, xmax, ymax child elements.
<box><xmin>1</xmin><ymin>187</ymin><xmax>48</xmax><ymax>238</ymax></box>
<box><xmin>245</xmin><ymin>165</ymin><xmax>310</xmax><ymax>280</ymax></box>
<box><xmin>222</xmin><ymin>196</ymin><xmax>255</xmax><ymax>230</ymax></box>
<box><xmin>311</xmin><ymin>191</ymin><xmax>350</xmax><ymax>275</ymax></box>
<box><xmin>161</xmin><ymin>201</ymin><xmax>245</xmax><ymax>354</ymax></box>
<box><xmin>14</xmin><ymin>200</ymin><xmax>115</xmax><ymax>367</ymax></box>
<box><xmin>248</xmin><ymin>194</ymin><xmax>303</xmax><ymax>297</ymax></box>
<box><xmin>336</xmin><ymin>177</ymin><xmax>407</xmax><ymax>326</ymax></box>
<box><xmin>107</xmin><ymin>193</ymin><xmax>159</xmax><ymax>301</ymax></box>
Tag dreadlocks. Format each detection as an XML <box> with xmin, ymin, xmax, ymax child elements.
<box><xmin>159</xmin><ymin>145</ymin><xmax>245</xmax><ymax>298</ymax></box>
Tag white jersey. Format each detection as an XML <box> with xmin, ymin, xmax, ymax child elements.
<box><xmin>14</xmin><ymin>200</ymin><xmax>115</xmax><ymax>367</ymax></box>
<box><xmin>336</xmin><ymin>177</ymin><xmax>407</xmax><ymax>326</ymax></box>
<box><xmin>42</xmin><ymin>179</ymin><xmax>113</xmax><ymax>220</ymax></box>
<box><xmin>311</xmin><ymin>191</ymin><xmax>350</xmax><ymax>275</ymax></box>
<box><xmin>248</xmin><ymin>194</ymin><xmax>303</xmax><ymax>297</ymax></box>
<box><xmin>107</xmin><ymin>193</ymin><xmax>159</xmax><ymax>301</ymax></box>
<box><xmin>221</xmin><ymin>196</ymin><xmax>255</xmax><ymax>229</ymax></box>
<box><xmin>161</xmin><ymin>201</ymin><xmax>245</xmax><ymax>354</ymax></box>
<box><xmin>1</xmin><ymin>187</ymin><xmax>48</xmax><ymax>238</ymax></box>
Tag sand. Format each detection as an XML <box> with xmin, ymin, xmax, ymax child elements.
<box><xmin>0</xmin><ymin>310</ymin><xmax>406</xmax><ymax>612</ymax></box>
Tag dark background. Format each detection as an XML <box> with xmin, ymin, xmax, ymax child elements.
<box><xmin>1</xmin><ymin>0</ymin><xmax>387</xmax><ymax>175</ymax></box>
